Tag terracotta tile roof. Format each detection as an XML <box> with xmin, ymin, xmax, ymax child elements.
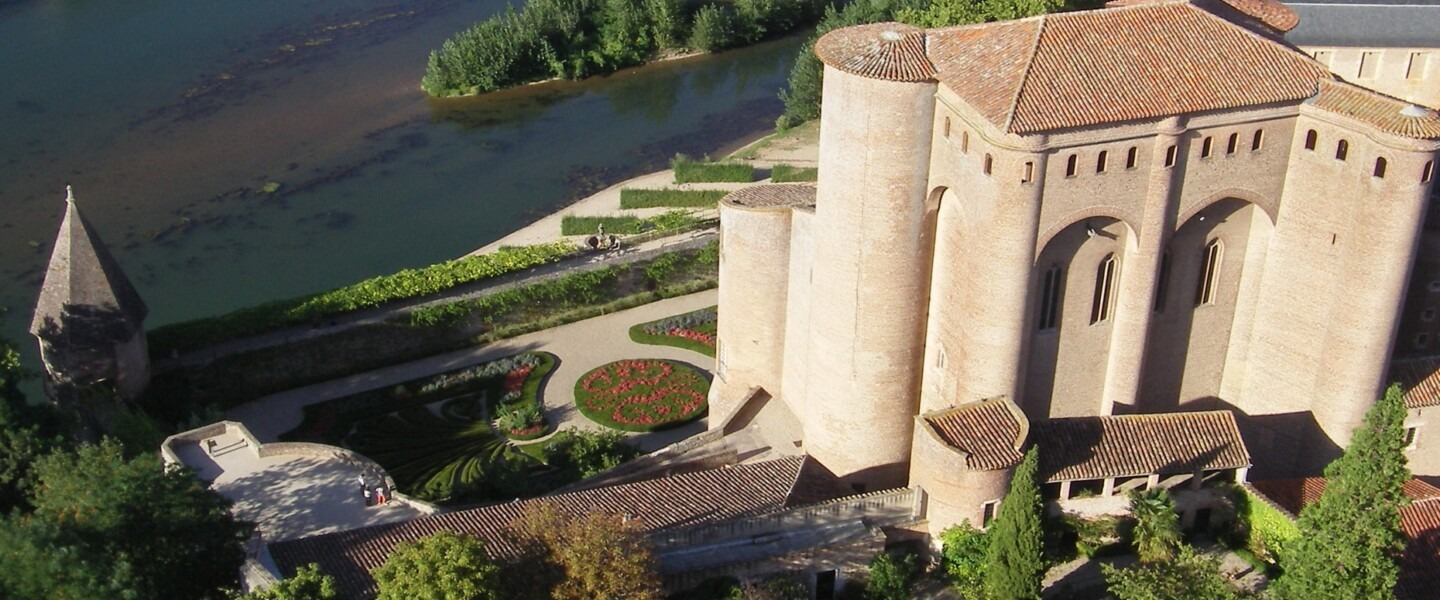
<box><xmin>1388</xmin><ymin>356</ymin><xmax>1440</xmax><ymax>410</ymax></box>
<box><xmin>1034</xmin><ymin>410</ymin><xmax>1251</xmax><ymax>482</ymax></box>
<box><xmin>1250</xmin><ymin>477</ymin><xmax>1440</xmax><ymax>517</ymax></box>
<box><xmin>269</xmin><ymin>456</ymin><xmax>823</xmax><ymax>599</ymax></box>
<box><xmin>1202</xmin><ymin>0</ymin><xmax>1297</xmax><ymax>32</ymax></box>
<box><xmin>815</xmin><ymin>23</ymin><xmax>935</xmax><ymax>83</ymax></box>
<box><xmin>1249</xmin><ymin>477</ymin><xmax>1440</xmax><ymax>600</ymax></box>
<box><xmin>722</xmin><ymin>184</ymin><xmax>817</xmax><ymax>209</ymax></box>
<box><xmin>922</xmin><ymin>398</ymin><xmax>1028</xmax><ymax>471</ymax></box>
<box><xmin>1310</xmin><ymin>80</ymin><xmax>1440</xmax><ymax>140</ymax></box>
<box><xmin>925</xmin><ymin>1</ymin><xmax>1330</xmax><ymax>134</ymax></box>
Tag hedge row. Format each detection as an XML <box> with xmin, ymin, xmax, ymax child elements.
<box><xmin>618</xmin><ymin>189</ymin><xmax>728</xmax><ymax>209</ymax></box>
<box><xmin>769</xmin><ymin>164</ymin><xmax>817</xmax><ymax>183</ymax></box>
<box><xmin>560</xmin><ymin>210</ymin><xmax>703</xmax><ymax>235</ymax></box>
<box><xmin>149</xmin><ymin>241</ymin><xmax>574</xmax><ymax>355</ymax></box>
<box><xmin>670</xmin><ymin>155</ymin><xmax>754</xmax><ymax>183</ymax></box>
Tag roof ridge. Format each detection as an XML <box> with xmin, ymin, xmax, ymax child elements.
<box><xmin>1003</xmin><ymin>14</ymin><xmax>1049</xmax><ymax>134</ymax></box>
<box><xmin>1184</xmin><ymin>0</ymin><xmax>1332</xmax><ymax>85</ymax></box>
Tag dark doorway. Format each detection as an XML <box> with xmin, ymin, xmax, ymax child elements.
<box><xmin>815</xmin><ymin>570</ymin><xmax>837</xmax><ymax>600</ymax></box>
<box><xmin>1193</xmin><ymin>508</ymin><xmax>1213</xmax><ymax>533</ymax></box>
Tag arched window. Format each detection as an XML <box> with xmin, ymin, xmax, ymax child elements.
<box><xmin>1252</xmin><ymin>129</ymin><xmax>1264</xmax><ymax>151</ymax></box>
<box><xmin>1305</xmin><ymin>129</ymin><xmax>1318</xmax><ymax>150</ymax></box>
<box><xmin>944</xmin><ymin>117</ymin><xmax>951</xmax><ymax>138</ymax></box>
<box><xmin>1066</xmin><ymin>154</ymin><xmax>1078</xmax><ymax>177</ymax></box>
<box><xmin>1195</xmin><ymin>239</ymin><xmax>1222</xmax><ymax>306</ymax></box>
<box><xmin>1126</xmin><ymin>147</ymin><xmax>1138</xmax><ymax>169</ymax></box>
<box><xmin>1165</xmin><ymin>145</ymin><xmax>1177</xmax><ymax>167</ymax></box>
<box><xmin>1038</xmin><ymin>264</ymin><xmax>1062</xmax><ymax>331</ymax></box>
<box><xmin>1091</xmin><ymin>254</ymin><xmax>1118</xmax><ymax>324</ymax></box>
<box><xmin>1424</xmin><ymin>160</ymin><xmax>1434</xmax><ymax>183</ymax></box>
<box><xmin>983</xmin><ymin>154</ymin><xmax>993</xmax><ymax>175</ymax></box>
<box><xmin>1227</xmin><ymin>133</ymin><xmax>1238</xmax><ymax>155</ymax></box>
<box><xmin>961</xmin><ymin>131</ymin><xmax>969</xmax><ymax>153</ymax></box>
<box><xmin>1375</xmin><ymin>157</ymin><xmax>1388</xmax><ymax>178</ymax></box>
<box><xmin>1153</xmin><ymin>251</ymin><xmax>1172</xmax><ymax>313</ymax></box>
<box><xmin>1201</xmin><ymin>136</ymin><xmax>1214</xmax><ymax>158</ymax></box>
<box><xmin>1097</xmin><ymin>150</ymin><xmax>1108</xmax><ymax>173</ymax></box>
<box><xmin>1336</xmin><ymin>139</ymin><xmax>1349</xmax><ymax>161</ymax></box>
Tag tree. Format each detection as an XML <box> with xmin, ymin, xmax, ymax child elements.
<box><xmin>0</xmin><ymin>439</ymin><xmax>250</xmax><ymax>599</ymax></box>
<box><xmin>372</xmin><ymin>531</ymin><xmax>503</xmax><ymax>600</ymax></box>
<box><xmin>1270</xmin><ymin>384</ymin><xmax>1410</xmax><ymax>600</ymax></box>
<box><xmin>1128</xmin><ymin>489</ymin><xmax>1181</xmax><ymax>563</ymax></box>
<box><xmin>1100</xmin><ymin>546</ymin><xmax>1245</xmax><ymax>600</ymax></box>
<box><xmin>984</xmin><ymin>446</ymin><xmax>1045</xmax><ymax>600</ymax></box>
<box><xmin>939</xmin><ymin>522</ymin><xmax>988</xmax><ymax>599</ymax></box>
<box><xmin>865</xmin><ymin>551</ymin><xmax>921</xmax><ymax>600</ymax></box>
<box><xmin>543</xmin><ymin>429</ymin><xmax>639</xmax><ymax>479</ymax></box>
<box><xmin>239</xmin><ymin>564</ymin><xmax>339</xmax><ymax>600</ymax></box>
<box><xmin>507</xmin><ymin>502</ymin><xmax>662</xmax><ymax>600</ymax></box>
<box><xmin>896</xmin><ymin>0</ymin><xmax>1063</xmax><ymax>28</ymax></box>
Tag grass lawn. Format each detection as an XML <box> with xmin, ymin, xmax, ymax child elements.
<box><xmin>629</xmin><ymin>305</ymin><xmax>717</xmax><ymax>357</ymax></box>
<box><xmin>574</xmin><ymin>359</ymin><xmax>709</xmax><ymax>432</ymax></box>
<box><xmin>770</xmin><ymin>164</ymin><xmax>818</xmax><ymax>183</ymax></box>
<box><xmin>672</xmin><ymin>158</ymin><xmax>754</xmax><ymax>183</ymax></box>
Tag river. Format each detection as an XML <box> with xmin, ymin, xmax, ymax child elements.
<box><xmin>0</xmin><ymin>0</ymin><xmax>802</xmax><ymax>369</ymax></box>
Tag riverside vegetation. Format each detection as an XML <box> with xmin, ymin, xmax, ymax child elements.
<box><xmin>143</xmin><ymin>242</ymin><xmax>720</xmax><ymax>415</ymax></box>
<box><xmin>421</xmin><ymin>0</ymin><xmax>829</xmax><ymax>96</ymax></box>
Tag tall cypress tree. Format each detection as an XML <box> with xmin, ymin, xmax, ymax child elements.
<box><xmin>984</xmin><ymin>445</ymin><xmax>1045</xmax><ymax>600</ymax></box>
<box><xmin>1270</xmin><ymin>384</ymin><xmax>1410</xmax><ymax>600</ymax></box>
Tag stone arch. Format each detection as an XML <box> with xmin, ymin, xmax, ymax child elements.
<box><xmin>1140</xmin><ymin>196</ymin><xmax>1275</xmax><ymax>413</ymax></box>
<box><xmin>1179</xmin><ymin>188</ymin><xmax>1278</xmax><ymax>230</ymax></box>
<box><xmin>1021</xmin><ymin>216</ymin><xmax>1133</xmax><ymax>420</ymax></box>
<box><xmin>1035</xmin><ymin>209</ymin><xmax>1140</xmax><ymax>258</ymax></box>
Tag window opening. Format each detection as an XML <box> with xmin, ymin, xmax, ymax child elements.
<box><xmin>982</xmin><ymin>501</ymin><xmax>1000</xmax><ymax>526</ymax></box>
<box><xmin>1022</xmin><ymin>161</ymin><xmax>1034</xmax><ymax>183</ymax></box>
<box><xmin>1097</xmin><ymin>150</ymin><xmax>1108</xmax><ymax>173</ymax></box>
<box><xmin>1409</xmin><ymin>52</ymin><xmax>1430</xmax><ymax>80</ymax></box>
<box><xmin>943</xmin><ymin>117</ymin><xmax>951</xmax><ymax>138</ymax></box>
<box><xmin>1195</xmin><ymin>239</ymin><xmax>1222</xmax><ymax>306</ymax></box>
<box><xmin>1153</xmin><ymin>252</ymin><xmax>1172</xmax><ymax>312</ymax></box>
<box><xmin>1066</xmin><ymin>154</ymin><xmax>1078</xmax><ymax>177</ymax></box>
<box><xmin>1336</xmin><ymin>139</ymin><xmax>1349</xmax><ymax>161</ymax></box>
<box><xmin>1417</xmin><ymin>333</ymin><xmax>1431</xmax><ymax>349</ymax></box>
<box><xmin>1359</xmin><ymin>51</ymin><xmax>1380</xmax><ymax>78</ymax></box>
<box><xmin>1091</xmin><ymin>254</ymin><xmax>1117</xmax><ymax>325</ymax></box>
<box><xmin>1165</xmin><ymin>145</ymin><xmax>1177</xmax><ymax>167</ymax></box>
<box><xmin>1038</xmin><ymin>264</ymin><xmax>1062</xmax><ymax>330</ymax></box>
<box><xmin>1227</xmin><ymin>133</ymin><xmax>1238</xmax><ymax>155</ymax></box>
<box><xmin>1375</xmin><ymin>157</ymin><xmax>1388</xmax><ymax>178</ymax></box>
<box><xmin>961</xmin><ymin>131</ymin><xmax>969</xmax><ymax>153</ymax></box>
<box><xmin>1126</xmin><ymin>147</ymin><xmax>1138</xmax><ymax>169</ymax></box>
<box><xmin>1305</xmin><ymin>130</ymin><xmax>1318</xmax><ymax>150</ymax></box>
<box><xmin>1405</xmin><ymin>426</ymin><xmax>1420</xmax><ymax>449</ymax></box>
<box><xmin>983</xmin><ymin>154</ymin><xmax>993</xmax><ymax>175</ymax></box>
<box><xmin>1424</xmin><ymin>160</ymin><xmax>1434</xmax><ymax>183</ymax></box>
<box><xmin>1422</xmin><ymin>308</ymin><xmax>1435</xmax><ymax>322</ymax></box>
<box><xmin>1201</xmin><ymin>136</ymin><xmax>1213</xmax><ymax>158</ymax></box>
<box><xmin>1252</xmin><ymin>130</ymin><xmax>1264</xmax><ymax>151</ymax></box>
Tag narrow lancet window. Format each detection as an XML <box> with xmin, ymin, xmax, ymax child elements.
<box><xmin>1038</xmin><ymin>265</ymin><xmax>1062</xmax><ymax>331</ymax></box>
<box><xmin>1091</xmin><ymin>254</ymin><xmax>1117</xmax><ymax>324</ymax></box>
<box><xmin>1195</xmin><ymin>239</ymin><xmax>1222</xmax><ymax>306</ymax></box>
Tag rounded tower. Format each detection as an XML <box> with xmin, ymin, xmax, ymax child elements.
<box><xmin>804</xmin><ymin>23</ymin><xmax>938</xmax><ymax>489</ymax></box>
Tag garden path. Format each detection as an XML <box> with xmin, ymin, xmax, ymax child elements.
<box><xmin>227</xmin><ymin>288</ymin><xmax>719</xmax><ymax>453</ymax></box>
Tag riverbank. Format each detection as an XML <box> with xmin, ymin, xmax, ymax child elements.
<box><xmin>473</xmin><ymin>120</ymin><xmax>819</xmax><ymax>254</ymax></box>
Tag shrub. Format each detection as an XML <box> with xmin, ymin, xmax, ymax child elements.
<box><xmin>620</xmin><ymin>188</ymin><xmax>730</xmax><ymax>208</ymax></box>
<box><xmin>573</xmin><ymin>359</ymin><xmax>709</xmax><ymax>431</ymax></box>
<box><xmin>769</xmin><ymin>164</ymin><xmax>818</xmax><ymax>182</ymax></box>
<box><xmin>939</xmin><ymin>522</ymin><xmax>988</xmax><ymax>598</ymax></box>
<box><xmin>149</xmin><ymin>241</ymin><xmax>574</xmax><ymax>354</ymax></box>
<box><xmin>670</xmin><ymin>155</ymin><xmax>755</xmax><ymax>183</ymax></box>
<box><xmin>866</xmin><ymin>551</ymin><xmax>921</xmax><ymax>600</ymax></box>
<box><xmin>543</xmin><ymin>429</ymin><xmax>640</xmax><ymax>478</ymax></box>
<box><xmin>1233</xmin><ymin>485</ymin><xmax>1298</xmax><ymax>563</ymax></box>
<box><xmin>560</xmin><ymin>210</ymin><xmax>703</xmax><ymax>235</ymax></box>
<box><xmin>689</xmin><ymin>4</ymin><xmax>740</xmax><ymax>51</ymax></box>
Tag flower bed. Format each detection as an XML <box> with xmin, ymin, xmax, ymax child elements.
<box><xmin>573</xmin><ymin>359</ymin><xmax>709</xmax><ymax>432</ymax></box>
<box><xmin>280</xmin><ymin>351</ymin><xmax>556</xmax><ymax>503</ymax></box>
<box><xmin>629</xmin><ymin>306</ymin><xmax>717</xmax><ymax>357</ymax></box>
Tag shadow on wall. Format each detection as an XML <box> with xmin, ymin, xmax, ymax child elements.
<box><xmin>1206</xmin><ymin>398</ymin><xmax>1339</xmax><ymax>479</ymax></box>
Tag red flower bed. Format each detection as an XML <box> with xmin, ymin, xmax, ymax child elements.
<box><xmin>504</xmin><ymin>366</ymin><xmax>533</xmax><ymax>393</ymax></box>
<box><xmin>665</xmin><ymin>328</ymin><xmax>715</xmax><ymax>347</ymax></box>
<box><xmin>573</xmin><ymin>359</ymin><xmax>709</xmax><ymax>431</ymax></box>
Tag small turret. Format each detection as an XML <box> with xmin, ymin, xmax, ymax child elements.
<box><xmin>31</xmin><ymin>186</ymin><xmax>151</xmax><ymax>402</ymax></box>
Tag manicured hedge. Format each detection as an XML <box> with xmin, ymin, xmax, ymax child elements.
<box><xmin>573</xmin><ymin>359</ymin><xmax>709</xmax><ymax>431</ymax></box>
<box><xmin>619</xmin><ymin>189</ymin><xmax>728</xmax><ymax>208</ymax></box>
<box><xmin>560</xmin><ymin>210</ymin><xmax>703</xmax><ymax>235</ymax></box>
<box><xmin>770</xmin><ymin>164</ymin><xmax>818</xmax><ymax>183</ymax></box>
<box><xmin>281</xmin><ymin>352</ymin><xmax>556</xmax><ymax>503</ymax></box>
<box><xmin>150</xmin><ymin>241</ymin><xmax>574</xmax><ymax>355</ymax></box>
<box><xmin>671</xmin><ymin>156</ymin><xmax>754</xmax><ymax>183</ymax></box>
<box><xmin>629</xmin><ymin>306</ymin><xmax>717</xmax><ymax>357</ymax></box>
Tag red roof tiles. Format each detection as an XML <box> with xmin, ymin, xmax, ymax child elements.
<box><xmin>815</xmin><ymin>23</ymin><xmax>936</xmax><ymax>82</ymax></box>
<box><xmin>270</xmin><ymin>456</ymin><xmax>829</xmax><ymax>598</ymax></box>
<box><xmin>922</xmin><ymin>398</ymin><xmax>1028</xmax><ymax>471</ymax></box>
<box><xmin>1034</xmin><ymin>411</ymin><xmax>1251</xmax><ymax>482</ymax></box>
<box><xmin>1310</xmin><ymin>80</ymin><xmax>1440</xmax><ymax>140</ymax></box>
<box><xmin>723</xmin><ymin>184</ymin><xmax>817</xmax><ymax>209</ymax></box>
<box><xmin>1388</xmin><ymin>356</ymin><xmax>1440</xmax><ymax>410</ymax></box>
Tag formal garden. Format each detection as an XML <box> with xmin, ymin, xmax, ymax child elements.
<box><xmin>629</xmin><ymin>305</ymin><xmax>716</xmax><ymax>357</ymax></box>
<box><xmin>280</xmin><ymin>352</ymin><xmax>565</xmax><ymax>503</ymax></box>
<box><xmin>574</xmin><ymin>359</ymin><xmax>710</xmax><ymax>432</ymax></box>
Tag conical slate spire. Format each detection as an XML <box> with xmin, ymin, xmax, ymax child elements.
<box><xmin>30</xmin><ymin>186</ymin><xmax>148</xmax><ymax>337</ymax></box>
